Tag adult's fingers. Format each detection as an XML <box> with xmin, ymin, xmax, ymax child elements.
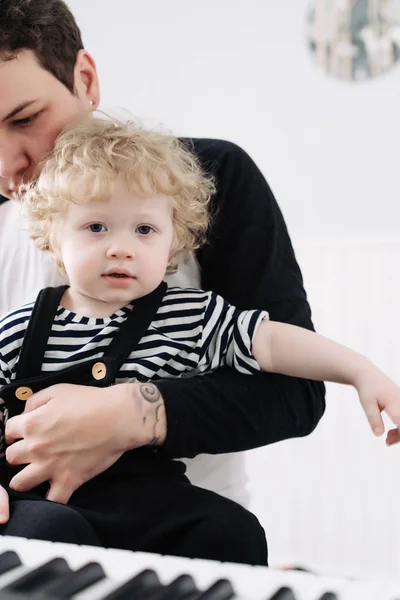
<box><xmin>5</xmin><ymin>413</ymin><xmax>28</xmax><ymax>445</ymax></box>
<box><xmin>24</xmin><ymin>386</ymin><xmax>55</xmax><ymax>413</ymax></box>
<box><xmin>5</xmin><ymin>439</ymin><xmax>31</xmax><ymax>466</ymax></box>
<box><xmin>46</xmin><ymin>482</ymin><xmax>74</xmax><ymax>505</ymax></box>
<box><xmin>9</xmin><ymin>463</ymin><xmax>49</xmax><ymax>493</ymax></box>
<box><xmin>5</xmin><ymin>403</ymin><xmax>49</xmax><ymax>445</ymax></box>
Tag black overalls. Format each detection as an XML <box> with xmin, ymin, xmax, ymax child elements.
<box><xmin>0</xmin><ymin>284</ymin><xmax>268</xmax><ymax>565</ymax></box>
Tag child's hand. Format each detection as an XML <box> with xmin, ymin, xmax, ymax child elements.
<box><xmin>0</xmin><ymin>485</ymin><xmax>9</xmax><ymax>524</ymax></box>
<box><xmin>355</xmin><ymin>368</ymin><xmax>400</xmax><ymax>446</ymax></box>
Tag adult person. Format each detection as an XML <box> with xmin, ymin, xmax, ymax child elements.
<box><xmin>0</xmin><ymin>0</ymin><xmax>325</xmax><ymax>518</ymax></box>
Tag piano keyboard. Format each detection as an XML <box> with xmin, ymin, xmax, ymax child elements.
<box><xmin>0</xmin><ymin>536</ymin><xmax>399</xmax><ymax>600</ymax></box>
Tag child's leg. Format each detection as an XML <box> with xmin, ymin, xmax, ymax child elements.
<box><xmin>145</xmin><ymin>482</ymin><xmax>268</xmax><ymax>566</ymax></box>
<box><xmin>71</xmin><ymin>477</ymin><xmax>268</xmax><ymax>565</ymax></box>
<box><xmin>1</xmin><ymin>491</ymin><xmax>101</xmax><ymax>546</ymax></box>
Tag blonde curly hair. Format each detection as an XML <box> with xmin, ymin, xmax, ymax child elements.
<box><xmin>22</xmin><ymin>117</ymin><xmax>215</xmax><ymax>265</ymax></box>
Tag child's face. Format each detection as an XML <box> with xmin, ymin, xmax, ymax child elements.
<box><xmin>54</xmin><ymin>175</ymin><xmax>175</xmax><ymax>316</ymax></box>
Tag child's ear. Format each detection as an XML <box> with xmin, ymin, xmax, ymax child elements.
<box><xmin>166</xmin><ymin>251</ymin><xmax>178</xmax><ymax>275</ymax></box>
<box><xmin>48</xmin><ymin>243</ymin><xmax>57</xmax><ymax>260</ymax></box>
<box><xmin>49</xmin><ymin>243</ymin><xmax>63</xmax><ymax>269</ymax></box>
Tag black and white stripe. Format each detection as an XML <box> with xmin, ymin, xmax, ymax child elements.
<box><xmin>0</xmin><ymin>287</ymin><xmax>269</xmax><ymax>388</ymax></box>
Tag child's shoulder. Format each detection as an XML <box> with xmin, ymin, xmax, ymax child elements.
<box><xmin>0</xmin><ymin>300</ymin><xmax>35</xmax><ymax>337</ymax></box>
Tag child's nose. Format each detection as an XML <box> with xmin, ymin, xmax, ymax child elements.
<box><xmin>106</xmin><ymin>244</ymin><xmax>135</xmax><ymax>260</ymax></box>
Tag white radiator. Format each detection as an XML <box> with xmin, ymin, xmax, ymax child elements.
<box><xmin>245</xmin><ymin>237</ymin><xmax>400</xmax><ymax>583</ymax></box>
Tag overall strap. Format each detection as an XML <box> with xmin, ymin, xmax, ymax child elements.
<box><xmin>14</xmin><ymin>281</ymin><xmax>167</xmax><ymax>383</ymax></box>
<box><xmin>15</xmin><ymin>286</ymin><xmax>68</xmax><ymax>380</ymax></box>
<box><xmin>1</xmin><ymin>282</ymin><xmax>168</xmax><ymax>422</ymax></box>
<box><xmin>104</xmin><ymin>281</ymin><xmax>168</xmax><ymax>375</ymax></box>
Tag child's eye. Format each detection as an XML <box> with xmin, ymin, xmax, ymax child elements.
<box><xmin>136</xmin><ymin>225</ymin><xmax>154</xmax><ymax>235</ymax></box>
<box><xmin>88</xmin><ymin>223</ymin><xmax>106</xmax><ymax>233</ymax></box>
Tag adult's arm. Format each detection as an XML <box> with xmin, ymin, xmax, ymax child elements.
<box><xmin>3</xmin><ymin>142</ymin><xmax>325</xmax><ymax>500</ymax></box>
<box><xmin>157</xmin><ymin>139</ymin><xmax>326</xmax><ymax>458</ymax></box>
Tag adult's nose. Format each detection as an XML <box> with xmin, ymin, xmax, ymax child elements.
<box><xmin>0</xmin><ymin>132</ymin><xmax>30</xmax><ymax>190</ymax></box>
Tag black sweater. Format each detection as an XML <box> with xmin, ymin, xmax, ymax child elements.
<box><xmin>0</xmin><ymin>138</ymin><xmax>326</xmax><ymax>459</ymax></box>
<box><xmin>157</xmin><ymin>138</ymin><xmax>326</xmax><ymax>458</ymax></box>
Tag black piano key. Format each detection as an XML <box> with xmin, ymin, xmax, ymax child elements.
<box><xmin>39</xmin><ymin>561</ymin><xmax>106</xmax><ymax>598</ymax></box>
<box><xmin>196</xmin><ymin>578</ymin><xmax>235</xmax><ymax>599</ymax></box>
<box><xmin>100</xmin><ymin>569</ymin><xmax>161</xmax><ymax>599</ymax></box>
<box><xmin>268</xmin><ymin>587</ymin><xmax>297</xmax><ymax>600</ymax></box>
<box><xmin>317</xmin><ymin>594</ymin><xmax>338</xmax><ymax>600</ymax></box>
<box><xmin>2</xmin><ymin>558</ymin><xmax>71</xmax><ymax>594</ymax></box>
<box><xmin>0</xmin><ymin>552</ymin><xmax>22</xmax><ymax>576</ymax></box>
<box><xmin>145</xmin><ymin>574</ymin><xmax>198</xmax><ymax>600</ymax></box>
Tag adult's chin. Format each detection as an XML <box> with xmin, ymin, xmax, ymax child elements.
<box><xmin>0</xmin><ymin>189</ymin><xmax>21</xmax><ymax>201</ymax></box>
<box><xmin>0</xmin><ymin>193</ymin><xmax>10</xmax><ymax>204</ymax></box>
<box><xmin>7</xmin><ymin>191</ymin><xmax>24</xmax><ymax>202</ymax></box>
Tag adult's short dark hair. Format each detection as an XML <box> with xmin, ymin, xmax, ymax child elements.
<box><xmin>0</xmin><ymin>0</ymin><xmax>84</xmax><ymax>93</ymax></box>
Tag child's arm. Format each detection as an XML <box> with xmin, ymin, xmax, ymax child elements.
<box><xmin>253</xmin><ymin>320</ymin><xmax>400</xmax><ymax>444</ymax></box>
<box><xmin>0</xmin><ymin>485</ymin><xmax>9</xmax><ymax>524</ymax></box>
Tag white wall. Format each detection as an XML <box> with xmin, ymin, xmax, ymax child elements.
<box><xmin>67</xmin><ymin>0</ymin><xmax>400</xmax><ymax>241</ymax></box>
<box><xmin>66</xmin><ymin>0</ymin><xmax>400</xmax><ymax>582</ymax></box>
<box><xmin>246</xmin><ymin>238</ymin><xmax>400</xmax><ymax>583</ymax></box>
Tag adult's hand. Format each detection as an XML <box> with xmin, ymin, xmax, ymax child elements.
<box><xmin>5</xmin><ymin>382</ymin><xmax>166</xmax><ymax>504</ymax></box>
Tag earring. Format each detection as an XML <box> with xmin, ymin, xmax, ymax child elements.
<box><xmin>89</xmin><ymin>100</ymin><xmax>94</xmax><ymax>107</ymax></box>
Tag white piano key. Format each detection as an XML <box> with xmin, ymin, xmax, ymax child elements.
<box><xmin>0</xmin><ymin>564</ymin><xmax>30</xmax><ymax>590</ymax></box>
<box><xmin>0</xmin><ymin>536</ymin><xmax>399</xmax><ymax>600</ymax></box>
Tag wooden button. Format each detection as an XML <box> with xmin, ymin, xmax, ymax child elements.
<box><xmin>92</xmin><ymin>362</ymin><xmax>107</xmax><ymax>380</ymax></box>
<box><xmin>15</xmin><ymin>386</ymin><xmax>33</xmax><ymax>401</ymax></box>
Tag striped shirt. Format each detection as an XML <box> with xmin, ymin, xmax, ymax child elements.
<box><xmin>0</xmin><ymin>287</ymin><xmax>269</xmax><ymax>436</ymax></box>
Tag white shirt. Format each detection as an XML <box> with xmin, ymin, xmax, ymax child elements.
<box><xmin>0</xmin><ymin>200</ymin><xmax>250</xmax><ymax>506</ymax></box>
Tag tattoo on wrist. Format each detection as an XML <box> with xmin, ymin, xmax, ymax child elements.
<box><xmin>139</xmin><ymin>383</ymin><xmax>164</xmax><ymax>447</ymax></box>
<box><xmin>140</xmin><ymin>383</ymin><xmax>161</xmax><ymax>404</ymax></box>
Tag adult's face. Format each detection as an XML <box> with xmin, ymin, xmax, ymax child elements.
<box><xmin>0</xmin><ymin>49</ymin><xmax>99</xmax><ymax>200</ymax></box>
